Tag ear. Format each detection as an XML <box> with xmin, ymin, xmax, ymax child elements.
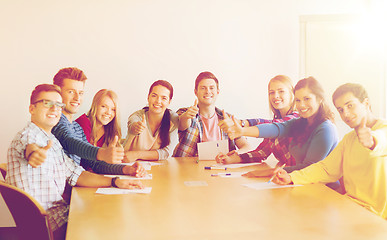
<box><xmin>194</xmin><ymin>89</ymin><xmax>198</xmax><ymax>97</ymax></box>
<box><xmin>29</xmin><ymin>104</ymin><xmax>35</xmax><ymax>114</ymax></box>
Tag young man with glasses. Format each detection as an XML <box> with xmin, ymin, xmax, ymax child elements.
<box><xmin>6</xmin><ymin>84</ymin><xmax>143</xmax><ymax>240</ymax></box>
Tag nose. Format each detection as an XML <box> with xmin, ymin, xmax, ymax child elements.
<box><xmin>73</xmin><ymin>92</ymin><xmax>80</xmax><ymax>101</ymax></box>
<box><xmin>273</xmin><ymin>92</ymin><xmax>280</xmax><ymax>99</ymax></box>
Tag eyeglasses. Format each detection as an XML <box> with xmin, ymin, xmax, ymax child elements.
<box><xmin>33</xmin><ymin>99</ymin><xmax>66</xmax><ymax>110</ymax></box>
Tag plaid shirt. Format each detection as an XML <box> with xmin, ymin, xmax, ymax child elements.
<box><xmin>6</xmin><ymin>122</ymin><xmax>84</xmax><ymax>231</ymax></box>
<box><xmin>173</xmin><ymin>107</ymin><xmax>237</xmax><ymax>157</ymax></box>
<box><xmin>240</xmin><ymin>112</ymin><xmax>299</xmax><ymax>166</ymax></box>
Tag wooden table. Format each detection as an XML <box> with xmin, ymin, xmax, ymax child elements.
<box><xmin>66</xmin><ymin>157</ymin><xmax>387</xmax><ymax>240</ymax></box>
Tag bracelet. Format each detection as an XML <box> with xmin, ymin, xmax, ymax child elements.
<box><xmin>26</xmin><ymin>150</ymin><xmax>36</xmax><ymax>161</ymax></box>
<box><xmin>111</xmin><ymin>177</ymin><xmax>119</xmax><ymax>188</ymax></box>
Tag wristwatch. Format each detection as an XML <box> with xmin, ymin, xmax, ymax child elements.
<box><xmin>111</xmin><ymin>177</ymin><xmax>119</xmax><ymax>188</ymax></box>
<box><xmin>241</xmin><ymin>120</ymin><xmax>246</xmax><ymax>127</ymax></box>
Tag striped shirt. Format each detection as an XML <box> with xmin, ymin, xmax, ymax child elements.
<box><xmin>52</xmin><ymin>114</ymin><xmax>125</xmax><ymax>174</ymax></box>
<box><xmin>173</xmin><ymin>107</ymin><xmax>237</xmax><ymax>157</ymax></box>
<box><xmin>6</xmin><ymin>122</ymin><xmax>84</xmax><ymax>231</ymax></box>
<box><xmin>240</xmin><ymin>112</ymin><xmax>299</xmax><ymax>166</ymax></box>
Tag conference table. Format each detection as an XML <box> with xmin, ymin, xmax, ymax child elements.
<box><xmin>66</xmin><ymin>157</ymin><xmax>387</xmax><ymax>240</ymax></box>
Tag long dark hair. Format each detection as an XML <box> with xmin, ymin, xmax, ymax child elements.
<box><xmin>291</xmin><ymin>77</ymin><xmax>334</xmax><ymax>144</ymax></box>
<box><xmin>146</xmin><ymin>80</ymin><xmax>174</xmax><ymax>148</ymax></box>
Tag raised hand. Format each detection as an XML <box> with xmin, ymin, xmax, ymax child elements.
<box><xmin>218</xmin><ymin>109</ymin><xmax>235</xmax><ymax>133</ymax></box>
<box><xmin>97</xmin><ymin>135</ymin><xmax>124</xmax><ymax>164</ymax></box>
<box><xmin>26</xmin><ymin>140</ymin><xmax>53</xmax><ymax>168</ymax></box>
<box><xmin>182</xmin><ymin>99</ymin><xmax>199</xmax><ymax>120</ymax></box>
<box><xmin>132</xmin><ymin>113</ymin><xmax>147</xmax><ymax>135</ymax></box>
<box><xmin>355</xmin><ymin>116</ymin><xmax>375</xmax><ymax>149</ymax></box>
<box><xmin>226</xmin><ymin>116</ymin><xmax>244</xmax><ymax>140</ymax></box>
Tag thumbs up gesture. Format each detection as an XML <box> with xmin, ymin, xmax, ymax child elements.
<box><xmin>227</xmin><ymin>116</ymin><xmax>244</xmax><ymax>140</ymax></box>
<box><xmin>355</xmin><ymin>116</ymin><xmax>375</xmax><ymax>149</ymax></box>
<box><xmin>182</xmin><ymin>99</ymin><xmax>199</xmax><ymax>120</ymax></box>
<box><xmin>97</xmin><ymin>135</ymin><xmax>125</xmax><ymax>164</ymax></box>
<box><xmin>131</xmin><ymin>113</ymin><xmax>147</xmax><ymax>135</ymax></box>
<box><xmin>25</xmin><ymin>140</ymin><xmax>53</xmax><ymax>168</ymax></box>
<box><xmin>218</xmin><ymin>109</ymin><xmax>235</xmax><ymax>133</ymax></box>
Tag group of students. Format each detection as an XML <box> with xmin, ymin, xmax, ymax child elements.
<box><xmin>4</xmin><ymin>67</ymin><xmax>387</xmax><ymax>240</ymax></box>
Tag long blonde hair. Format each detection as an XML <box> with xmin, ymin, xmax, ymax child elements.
<box><xmin>87</xmin><ymin>89</ymin><xmax>122</xmax><ymax>146</ymax></box>
<box><xmin>268</xmin><ymin>75</ymin><xmax>295</xmax><ymax>119</ymax></box>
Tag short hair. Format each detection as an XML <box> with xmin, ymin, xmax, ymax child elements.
<box><xmin>194</xmin><ymin>71</ymin><xmax>219</xmax><ymax>90</ymax></box>
<box><xmin>53</xmin><ymin>67</ymin><xmax>87</xmax><ymax>87</ymax></box>
<box><xmin>148</xmin><ymin>80</ymin><xmax>174</xmax><ymax>100</ymax></box>
<box><xmin>30</xmin><ymin>84</ymin><xmax>61</xmax><ymax>104</ymax></box>
<box><xmin>332</xmin><ymin>83</ymin><xmax>368</xmax><ymax>104</ymax></box>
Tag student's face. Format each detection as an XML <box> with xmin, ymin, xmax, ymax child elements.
<box><xmin>60</xmin><ymin>78</ymin><xmax>85</xmax><ymax>116</ymax></box>
<box><xmin>295</xmin><ymin>87</ymin><xmax>321</xmax><ymax>120</ymax></box>
<box><xmin>334</xmin><ymin>92</ymin><xmax>369</xmax><ymax>129</ymax></box>
<box><xmin>268</xmin><ymin>81</ymin><xmax>293</xmax><ymax>112</ymax></box>
<box><xmin>96</xmin><ymin>95</ymin><xmax>116</xmax><ymax>126</ymax></box>
<box><xmin>147</xmin><ymin>85</ymin><xmax>171</xmax><ymax>115</ymax></box>
<box><xmin>194</xmin><ymin>79</ymin><xmax>219</xmax><ymax>106</ymax></box>
<box><xmin>30</xmin><ymin>91</ymin><xmax>63</xmax><ymax>133</ymax></box>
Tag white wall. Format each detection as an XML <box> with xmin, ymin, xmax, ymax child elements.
<box><xmin>0</xmin><ymin>0</ymin><xmax>369</xmax><ymax>226</ymax></box>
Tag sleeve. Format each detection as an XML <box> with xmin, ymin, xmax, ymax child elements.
<box><xmin>63</xmin><ymin>153</ymin><xmax>84</xmax><ymax>186</ymax></box>
<box><xmin>290</xmin><ymin>139</ymin><xmax>345</xmax><ymax>184</ymax></box>
<box><xmin>52</xmin><ymin>121</ymin><xmax>99</xmax><ymax>161</ymax></box>
<box><xmin>127</xmin><ymin>110</ymin><xmax>144</xmax><ymax>135</ymax></box>
<box><xmin>247</xmin><ymin>118</ymin><xmax>273</xmax><ymax>126</ymax></box>
<box><xmin>80</xmin><ymin>158</ymin><xmax>125</xmax><ymax>175</ymax></box>
<box><xmin>239</xmin><ymin>138</ymin><xmax>271</xmax><ymax>163</ymax></box>
<box><xmin>256</xmin><ymin>118</ymin><xmax>297</xmax><ymax>138</ymax></box>
<box><xmin>284</xmin><ymin>121</ymin><xmax>338</xmax><ymax>173</ymax></box>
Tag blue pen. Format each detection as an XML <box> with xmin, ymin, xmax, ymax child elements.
<box><xmin>211</xmin><ymin>173</ymin><xmax>231</xmax><ymax>177</ymax></box>
<box><xmin>205</xmin><ymin>166</ymin><xmax>227</xmax><ymax>170</ymax></box>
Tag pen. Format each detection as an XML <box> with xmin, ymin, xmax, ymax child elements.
<box><xmin>268</xmin><ymin>163</ymin><xmax>286</xmax><ymax>183</ymax></box>
<box><xmin>205</xmin><ymin>166</ymin><xmax>227</xmax><ymax>170</ymax></box>
<box><xmin>211</xmin><ymin>173</ymin><xmax>231</xmax><ymax>177</ymax></box>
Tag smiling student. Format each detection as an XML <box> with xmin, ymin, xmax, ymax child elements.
<box><xmin>173</xmin><ymin>71</ymin><xmax>250</xmax><ymax>157</ymax></box>
<box><xmin>6</xmin><ymin>84</ymin><xmax>143</xmax><ymax>240</ymax></box>
<box><xmin>272</xmin><ymin>83</ymin><xmax>387</xmax><ymax>219</ymax></box>
<box><xmin>123</xmin><ymin>80</ymin><xmax>178</xmax><ymax>161</ymax></box>
<box><xmin>222</xmin><ymin>77</ymin><xmax>338</xmax><ymax>178</ymax></box>
<box><xmin>216</xmin><ymin>75</ymin><xmax>298</xmax><ymax>167</ymax></box>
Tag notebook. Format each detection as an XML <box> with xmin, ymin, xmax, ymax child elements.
<box><xmin>197</xmin><ymin>140</ymin><xmax>229</xmax><ymax>160</ymax></box>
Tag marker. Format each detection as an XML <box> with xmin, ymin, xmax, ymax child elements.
<box><xmin>205</xmin><ymin>166</ymin><xmax>227</xmax><ymax>170</ymax></box>
<box><xmin>211</xmin><ymin>173</ymin><xmax>231</xmax><ymax>177</ymax></box>
<box><xmin>267</xmin><ymin>163</ymin><xmax>286</xmax><ymax>183</ymax></box>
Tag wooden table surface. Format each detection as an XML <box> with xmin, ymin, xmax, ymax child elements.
<box><xmin>66</xmin><ymin>157</ymin><xmax>387</xmax><ymax>240</ymax></box>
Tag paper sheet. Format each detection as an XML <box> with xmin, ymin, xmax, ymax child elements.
<box><xmin>211</xmin><ymin>162</ymin><xmax>261</xmax><ymax>169</ymax></box>
<box><xmin>120</xmin><ymin>161</ymin><xmax>162</xmax><ymax>171</ymax></box>
<box><xmin>211</xmin><ymin>172</ymin><xmax>248</xmax><ymax>178</ymax></box>
<box><xmin>96</xmin><ymin>187</ymin><xmax>152</xmax><ymax>194</ymax></box>
<box><xmin>104</xmin><ymin>174</ymin><xmax>152</xmax><ymax>180</ymax></box>
<box><xmin>242</xmin><ymin>182</ymin><xmax>302</xmax><ymax>190</ymax></box>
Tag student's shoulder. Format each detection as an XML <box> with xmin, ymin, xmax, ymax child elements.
<box><xmin>75</xmin><ymin>113</ymin><xmax>89</xmax><ymax>125</ymax></box>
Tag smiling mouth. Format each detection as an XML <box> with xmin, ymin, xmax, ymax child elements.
<box><xmin>300</xmin><ymin>109</ymin><xmax>309</xmax><ymax>113</ymax></box>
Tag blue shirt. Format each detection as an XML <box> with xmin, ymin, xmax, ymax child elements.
<box><xmin>257</xmin><ymin>118</ymin><xmax>338</xmax><ymax>173</ymax></box>
<box><xmin>52</xmin><ymin>114</ymin><xmax>125</xmax><ymax>174</ymax></box>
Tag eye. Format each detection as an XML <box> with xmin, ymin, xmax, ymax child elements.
<box><xmin>79</xmin><ymin>91</ymin><xmax>84</xmax><ymax>96</ymax></box>
<box><xmin>337</xmin><ymin>108</ymin><xmax>343</xmax><ymax>113</ymax></box>
<box><xmin>348</xmin><ymin>104</ymin><xmax>352</xmax><ymax>108</ymax></box>
<box><xmin>295</xmin><ymin>99</ymin><xmax>300</xmax><ymax>102</ymax></box>
<box><xmin>68</xmin><ymin>90</ymin><xmax>74</xmax><ymax>94</ymax></box>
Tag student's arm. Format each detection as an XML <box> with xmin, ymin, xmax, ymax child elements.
<box><xmin>234</xmin><ymin>136</ymin><xmax>250</xmax><ymax>154</ymax></box>
<box><xmin>284</xmin><ymin>121</ymin><xmax>338</xmax><ymax>173</ymax></box>
<box><xmin>178</xmin><ymin>100</ymin><xmax>199</xmax><ymax>131</ymax></box>
<box><xmin>52</xmin><ymin>121</ymin><xmax>99</xmax><ymax>160</ymax></box>
<box><xmin>75</xmin><ymin>171</ymin><xmax>143</xmax><ymax>189</ymax></box>
<box><xmin>127</xmin><ymin>110</ymin><xmax>146</xmax><ymax>136</ymax></box>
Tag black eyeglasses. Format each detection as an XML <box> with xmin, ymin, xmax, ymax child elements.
<box><xmin>33</xmin><ymin>99</ymin><xmax>66</xmax><ymax>110</ymax></box>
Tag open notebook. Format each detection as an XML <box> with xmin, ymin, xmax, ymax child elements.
<box><xmin>197</xmin><ymin>140</ymin><xmax>229</xmax><ymax>160</ymax></box>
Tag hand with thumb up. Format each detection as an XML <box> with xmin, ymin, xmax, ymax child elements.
<box><xmin>355</xmin><ymin>116</ymin><xmax>375</xmax><ymax>149</ymax></box>
<box><xmin>97</xmin><ymin>135</ymin><xmax>124</xmax><ymax>164</ymax></box>
<box><xmin>131</xmin><ymin>113</ymin><xmax>147</xmax><ymax>135</ymax></box>
<box><xmin>25</xmin><ymin>140</ymin><xmax>53</xmax><ymax>168</ymax></box>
